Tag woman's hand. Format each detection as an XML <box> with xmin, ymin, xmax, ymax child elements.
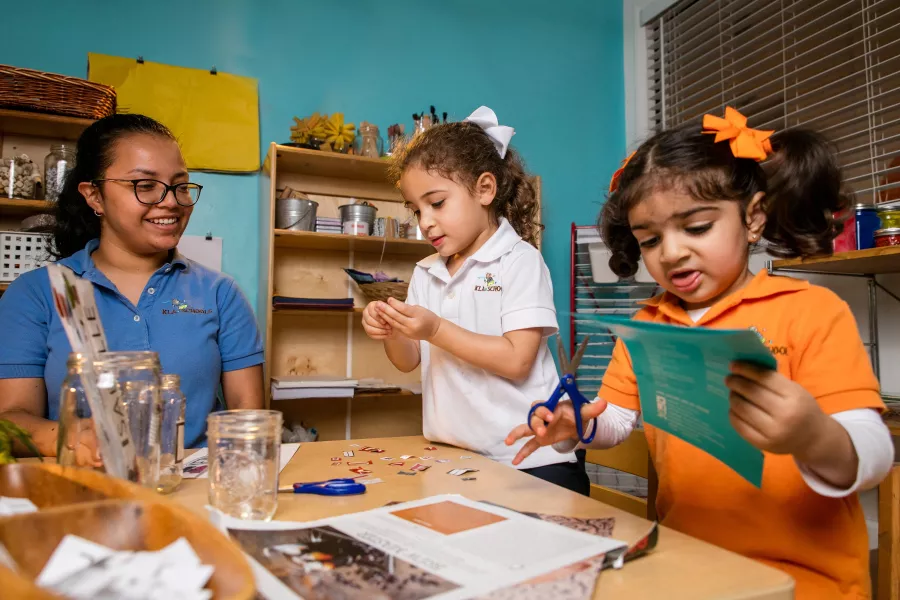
<box><xmin>505</xmin><ymin>398</ymin><xmax>609</xmax><ymax>465</ymax></box>
<box><xmin>376</xmin><ymin>297</ymin><xmax>441</xmax><ymax>342</ymax></box>
<box><xmin>64</xmin><ymin>418</ymin><xmax>104</xmax><ymax>468</ymax></box>
<box><xmin>362</xmin><ymin>301</ymin><xmax>395</xmax><ymax>340</ymax></box>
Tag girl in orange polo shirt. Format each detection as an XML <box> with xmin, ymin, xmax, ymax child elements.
<box><xmin>507</xmin><ymin>108</ymin><xmax>894</xmax><ymax>599</ymax></box>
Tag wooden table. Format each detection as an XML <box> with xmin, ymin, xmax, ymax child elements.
<box><xmin>171</xmin><ymin>436</ymin><xmax>793</xmax><ymax>600</ymax></box>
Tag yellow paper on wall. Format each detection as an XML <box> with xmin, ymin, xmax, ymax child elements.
<box><xmin>88</xmin><ymin>53</ymin><xmax>260</xmax><ymax>172</ymax></box>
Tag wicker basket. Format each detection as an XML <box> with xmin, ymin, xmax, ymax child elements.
<box><xmin>356</xmin><ymin>281</ymin><xmax>410</xmax><ymax>303</ymax></box>
<box><xmin>0</xmin><ymin>65</ymin><xmax>116</xmax><ymax>120</ymax></box>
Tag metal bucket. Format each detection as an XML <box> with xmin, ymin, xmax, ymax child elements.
<box><xmin>276</xmin><ymin>198</ymin><xmax>318</xmax><ymax>231</ymax></box>
<box><xmin>339</xmin><ymin>202</ymin><xmax>377</xmax><ymax>236</ymax></box>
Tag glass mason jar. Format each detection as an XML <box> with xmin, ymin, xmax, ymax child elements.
<box><xmin>358</xmin><ymin>122</ymin><xmax>384</xmax><ymax>158</ymax></box>
<box><xmin>157</xmin><ymin>374</ymin><xmax>186</xmax><ymax>494</ymax></box>
<box><xmin>58</xmin><ymin>351</ymin><xmax>162</xmax><ymax>489</ymax></box>
<box><xmin>1</xmin><ymin>154</ymin><xmax>38</xmax><ymax>199</ymax></box>
<box><xmin>208</xmin><ymin>410</ymin><xmax>282</xmax><ymax>521</ymax></box>
<box><xmin>44</xmin><ymin>144</ymin><xmax>76</xmax><ymax>202</ymax></box>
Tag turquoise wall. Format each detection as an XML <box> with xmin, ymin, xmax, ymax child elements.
<box><xmin>0</xmin><ymin>0</ymin><xmax>625</xmax><ymax>347</ymax></box>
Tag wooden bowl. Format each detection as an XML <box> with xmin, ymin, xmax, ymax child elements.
<box><xmin>0</xmin><ymin>464</ymin><xmax>255</xmax><ymax>599</ymax></box>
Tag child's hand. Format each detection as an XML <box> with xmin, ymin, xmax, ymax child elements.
<box><xmin>505</xmin><ymin>398</ymin><xmax>608</xmax><ymax>465</ymax></box>
<box><xmin>377</xmin><ymin>297</ymin><xmax>441</xmax><ymax>341</ymax></box>
<box><xmin>362</xmin><ymin>301</ymin><xmax>394</xmax><ymax>340</ymax></box>
<box><xmin>725</xmin><ymin>362</ymin><xmax>830</xmax><ymax>459</ymax></box>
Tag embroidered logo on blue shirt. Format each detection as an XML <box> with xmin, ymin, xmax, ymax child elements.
<box><xmin>474</xmin><ymin>272</ymin><xmax>502</xmax><ymax>292</ymax></box>
<box><xmin>162</xmin><ymin>298</ymin><xmax>213</xmax><ymax>315</ymax></box>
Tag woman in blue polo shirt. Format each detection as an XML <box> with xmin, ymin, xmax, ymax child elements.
<box><xmin>0</xmin><ymin>114</ymin><xmax>264</xmax><ymax>463</ymax></box>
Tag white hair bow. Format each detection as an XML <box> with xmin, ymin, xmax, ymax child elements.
<box><xmin>464</xmin><ymin>106</ymin><xmax>515</xmax><ymax>159</ymax></box>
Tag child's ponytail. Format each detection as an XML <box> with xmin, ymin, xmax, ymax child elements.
<box><xmin>762</xmin><ymin>129</ymin><xmax>851</xmax><ymax>257</ymax></box>
<box><xmin>493</xmin><ymin>147</ymin><xmax>541</xmax><ymax>247</ymax></box>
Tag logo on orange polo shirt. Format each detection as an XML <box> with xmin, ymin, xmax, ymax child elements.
<box><xmin>161</xmin><ymin>298</ymin><xmax>213</xmax><ymax>315</ymax></box>
<box><xmin>749</xmin><ymin>326</ymin><xmax>788</xmax><ymax>356</ymax></box>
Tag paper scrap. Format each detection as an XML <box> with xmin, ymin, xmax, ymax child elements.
<box><xmin>184</xmin><ymin>442</ymin><xmax>299</xmax><ymax>479</ymax></box>
<box><xmin>343</xmin><ymin>451</ymin><xmax>354</xmax><ymax>457</ymax></box>
<box><xmin>436</xmin><ymin>459</ymin><xmax>450</xmax><ymax>464</ymax></box>
<box><xmin>397</xmin><ymin>471</ymin><xmax>416</xmax><ymax>476</ymax></box>
<box><xmin>347</xmin><ymin>461</ymin><xmax>373</xmax><ymax>466</ymax></box>
<box><xmin>379</xmin><ymin>457</ymin><xmax>394</xmax><ymax>461</ymax></box>
<box><xmin>462</xmin><ymin>477</ymin><xmax>477</xmax><ymax>481</ymax></box>
<box><xmin>389</xmin><ymin>462</ymin><xmax>405</xmax><ymax>467</ymax></box>
<box><xmin>37</xmin><ymin>535</ymin><xmax>213</xmax><ymax>599</ymax></box>
<box><xmin>460</xmin><ymin>456</ymin><xmax>473</xmax><ymax>460</ymax></box>
<box><xmin>421</xmin><ymin>456</ymin><xmax>434</xmax><ymax>461</ymax></box>
<box><xmin>411</xmin><ymin>463</ymin><xmax>431</xmax><ymax>472</ymax></box>
<box><xmin>400</xmin><ymin>455</ymin><xmax>414</xmax><ymax>460</ymax></box>
<box><xmin>331</xmin><ymin>462</ymin><xmax>341</xmax><ymax>466</ymax></box>
<box><xmin>448</xmin><ymin>468</ymin><xmax>478</xmax><ymax>476</ymax></box>
<box><xmin>360</xmin><ymin>478</ymin><xmax>384</xmax><ymax>485</ymax></box>
<box><xmin>349</xmin><ymin>444</ymin><xmax>360</xmax><ymax>447</ymax></box>
<box><xmin>0</xmin><ymin>497</ymin><xmax>38</xmax><ymax>516</ymax></box>
<box><xmin>425</xmin><ymin>446</ymin><xmax>437</xmax><ymax>451</ymax></box>
<box><xmin>330</xmin><ymin>457</ymin><xmax>341</xmax><ymax>461</ymax></box>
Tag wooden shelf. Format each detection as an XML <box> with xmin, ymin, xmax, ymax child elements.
<box><xmin>0</xmin><ymin>198</ymin><xmax>54</xmax><ymax>216</ymax></box>
<box><xmin>274</xmin><ymin>229</ymin><xmax>434</xmax><ymax>256</ymax></box>
<box><xmin>770</xmin><ymin>247</ymin><xmax>900</xmax><ymax>275</ymax></box>
<box><xmin>274</xmin><ymin>144</ymin><xmax>391</xmax><ymax>182</ymax></box>
<box><xmin>0</xmin><ymin>108</ymin><xmax>94</xmax><ymax>140</ymax></box>
<box><xmin>273</xmin><ymin>307</ymin><xmax>363</xmax><ymax>317</ymax></box>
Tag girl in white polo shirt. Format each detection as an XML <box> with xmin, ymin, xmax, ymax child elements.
<box><xmin>362</xmin><ymin>107</ymin><xmax>588</xmax><ymax>495</ymax></box>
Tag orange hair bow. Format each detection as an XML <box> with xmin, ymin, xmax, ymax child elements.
<box><xmin>702</xmin><ymin>106</ymin><xmax>773</xmax><ymax>161</ymax></box>
<box><xmin>609</xmin><ymin>151</ymin><xmax>636</xmax><ymax>194</ymax></box>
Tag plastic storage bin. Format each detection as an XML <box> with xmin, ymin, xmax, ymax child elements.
<box><xmin>1</xmin><ymin>231</ymin><xmax>53</xmax><ymax>282</ymax></box>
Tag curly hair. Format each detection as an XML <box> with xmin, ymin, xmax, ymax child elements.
<box><xmin>389</xmin><ymin>121</ymin><xmax>542</xmax><ymax>246</ymax></box>
<box><xmin>600</xmin><ymin>122</ymin><xmax>851</xmax><ymax>278</ymax></box>
<box><xmin>52</xmin><ymin>114</ymin><xmax>176</xmax><ymax>259</ymax></box>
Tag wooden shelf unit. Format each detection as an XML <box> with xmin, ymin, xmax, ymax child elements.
<box><xmin>258</xmin><ymin>142</ymin><xmax>431</xmax><ymax>441</ymax></box>
<box><xmin>0</xmin><ymin>108</ymin><xmax>94</xmax><ymax>141</ymax></box>
<box><xmin>0</xmin><ymin>198</ymin><xmax>54</xmax><ymax>216</ymax></box>
<box><xmin>770</xmin><ymin>247</ymin><xmax>900</xmax><ymax>275</ymax></box>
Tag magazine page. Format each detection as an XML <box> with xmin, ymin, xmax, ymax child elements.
<box><xmin>220</xmin><ymin>494</ymin><xmax>627</xmax><ymax>600</ymax></box>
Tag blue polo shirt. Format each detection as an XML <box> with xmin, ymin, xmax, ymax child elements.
<box><xmin>0</xmin><ymin>239</ymin><xmax>264</xmax><ymax>448</ymax></box>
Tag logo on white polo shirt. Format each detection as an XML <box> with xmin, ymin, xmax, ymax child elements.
<box><xmin>162</xmin><ymin>298</ymin><xmax>212</xmax><ymax>315</ymax></box>
<box><xmin>474</xmin><ymin>272</ymin><xmax>502</xmax><ymax>292</ymax></box>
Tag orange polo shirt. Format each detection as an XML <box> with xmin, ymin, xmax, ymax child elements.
<box><xmin>600</xmin><ymin>271</ymin><xmax>883</xmax><ymax>599</ymax></box>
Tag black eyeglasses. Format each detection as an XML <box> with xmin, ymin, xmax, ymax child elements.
<box><xmin>92</xmin><ymin>179</ymin><xmax>203</xmax><ymax>207</ymax></box>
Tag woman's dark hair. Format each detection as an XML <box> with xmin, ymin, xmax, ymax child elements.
<box><xmin>52</xmin><ymin>114</ymin><xmax>176</xmax><ymax>259</ymax></box>
<box><xmin>389</xmin><ymin>122</ymin><xmax>542</xmax><ymax>246</ymax></box>
<box><xmin>600</xmin><ymin>122</ymin><xmax>851</xmax><ymax>277</ymax></box>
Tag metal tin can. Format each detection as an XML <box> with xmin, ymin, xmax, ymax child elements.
<box><xmin>855</xmin><ymin>204</ymin><xmax>880</xmax><ymax>250</ymax></box>
<box><xmin>874</xmin><ymin>227</ymin><xmax>900</xmax><ymax>248</ymax></box>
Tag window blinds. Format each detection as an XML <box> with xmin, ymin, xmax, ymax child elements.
<box><xmin>646</xmin><ymin>0</ymin><xmax>900</xmax><ymax>204</ymax></box>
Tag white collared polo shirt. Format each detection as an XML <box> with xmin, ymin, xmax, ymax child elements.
<box><xmin>406</xmin><ymin>218</ymin><xmax>576</xmax><ymax>469</ymax></box>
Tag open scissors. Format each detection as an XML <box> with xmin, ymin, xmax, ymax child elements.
<box><xmin>527</xmin><ymin>335</ymin><xmax>596</xmax><ymax>444</ymax></box>
<box><xmin>280</xmin><ymin>478</ymin><xmax>367</xmax><ymax>496</ymax></box>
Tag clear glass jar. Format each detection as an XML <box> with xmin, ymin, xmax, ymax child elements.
<box><xmin>358</xmin><ymin>123</ymin><xmax>384</xmax><ymax>158</ymax></box>
<box><xmin>44</xmin><ymin>144</ymin><xmax>76</xmax><ymax>202</ymax></box>
<box><xmin>157</xmin><ymin>374</ymin><xmax>186</xmax><ymax>494</ymax></box>
<box><xmin>1</xmin><ymin>154</ymin><xmax>38</xmax><ymax>199</ymax></box>
<box><xmin>58</xmin><ymin>352</ymin><xmax>162</xmax><ymax>489</ymax></box>
<box><xmin>208</xmin><ymin>410</ymin><xmax>282</xmax><ymax>521</ymax></box>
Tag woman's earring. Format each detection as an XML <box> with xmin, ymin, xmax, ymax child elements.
<box><xmin>94</xmin><ymin>211</ymin><xmax>102</xmax><ymax>217</ymax></box>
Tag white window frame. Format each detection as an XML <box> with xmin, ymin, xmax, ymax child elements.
<box><xmin>623</xmin><ymin>0</ymin><xmax>679</xmax><ymax>150</ymax></box>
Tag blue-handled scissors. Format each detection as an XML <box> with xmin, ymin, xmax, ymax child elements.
<box><xmin>527</xmin><ymin>335</ymin><xmax>596</xmax><ymax>444</ymax></box>
<box><xmin>282</xmin><ymin>478</ymin><xmax>367</xmax><ymax>496</ymax></box>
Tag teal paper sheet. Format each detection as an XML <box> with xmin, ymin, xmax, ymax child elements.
<box><xmin>595</xmin><ymin>316</ymin><xmax>775</xmax><ymax>487</ymax></box>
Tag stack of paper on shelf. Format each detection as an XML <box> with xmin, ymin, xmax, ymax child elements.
<box><xmin>315</xmin><ymin>217</ymin><xmax>342</xmax><ymax>234</ymax></box>
<box><xmin>272</xmin><ymin>296</ymin><xmax>355</xmax><ymax>311</ymax></box>
<box><xmin>270</xmin><ymin>375</ymin><xmax>358</xmax><ymax>401</ymax></box>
